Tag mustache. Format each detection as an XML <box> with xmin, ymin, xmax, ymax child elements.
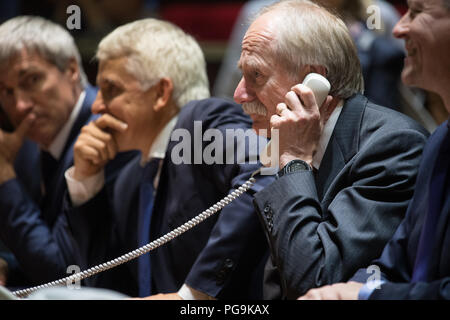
<box><xmin>242</xmin><ymin>101</ymin><xmax>267</xmax><ymax>116</ymax></box>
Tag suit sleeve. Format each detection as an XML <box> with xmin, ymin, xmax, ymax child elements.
<box><xmin>0</xmin><ymin>179</ymin><xmax>72</xmax><ymax>284</ymax></box>
<box><xmin>253</xmin><ymin>128</ymin><xmax>426</xmax><ymax>299</ymax></box>
<box><xmin>369</xmin><ymin>278</ymin><xmax>450</xmax><ymax>300</ymax></box>
<box><xmin>64</xmin><ymin>187</ymin><xmax>112</xmax><ymax>270</ymax></box>
<box><xmin>64</xmin><ymin>152</ymin><xmax>139</xmax><ymax>266</ymax></box>
<box><xmin>64</xmin><ymin>152</ymin><xmax>140</xmax><ymax>294</ymax></box>
<box><xmin>351</xmin><ymin>199</ymin><xmax>418</xmax><ymax>284</ymax></box>
<box><xmin>182</xmin><ymin>99</ymin><xmax>276</xmax><ymax>299</ymax></box>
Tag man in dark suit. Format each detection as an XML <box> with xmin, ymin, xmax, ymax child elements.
<box><xmin>233</xmin><ymin>0</ymin><xmax>429</xmax><ymax>299</ymax></box>
<box><xmin>65</xmin><ymin>18</ymin><xmax>273</xmax><ymax>299</ymax></box>
<box><xmin>0</xmin><ymin>16</ymin><xmax>134</xmax><ymax>290</ymax></box>
<box><xmin>299</xmin><ymin>0</ymin><xmax>450</xmax><ymax>300</ymax></box>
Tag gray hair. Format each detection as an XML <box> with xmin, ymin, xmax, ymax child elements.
<box><xmin>256</xmin><ymin>0</ymin><xmax>364</xmax><ymax>99</ymax></box>
<box><xmin>0</xmin><ymin>16</ymin><xmax>88</xmax><ymax>88</ymax></box>
<box><xmin>96</xmin><ymin>18</ymin><xmax>210</xmax><ymax>109</ymax></box>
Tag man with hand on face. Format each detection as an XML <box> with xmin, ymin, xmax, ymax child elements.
<box><xmin>299</xmin><ymin>0</ymin><xmax>450</xmax><ymax>300</ymax></box>
<box><xmin>233</xmin><ymin>0</ymin><xmax>429</xmax><ymax>299</ymax></box>
<box><xmin>0</xmin><ymin>16</ymin><xmax>135</xmax><ymax>289</ymax></box>
<box><xmin>0</xmin><ymin>16</ymin><xmax>135</xmax><ymax>286</ymax></box>
<box><xmin>65</xmin><ymin>18</ymin><xmax>273</xmax><ymax>299</ymax></box>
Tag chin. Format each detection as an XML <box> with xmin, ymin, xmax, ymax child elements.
<box><xmin>28</xmin><ymin>128</ymin><xmax>55</xmax><ymax>147</ymax></box>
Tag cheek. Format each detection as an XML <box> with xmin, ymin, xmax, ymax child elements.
<box><xmin>36</xmin><ymin>81</ymin><xmax>73</xmax><ymax>118</ymax></box>
<box><xmin>258</xmin><ymin>91</ymin><xmax>282</xmax><ymax>117</ymax></box>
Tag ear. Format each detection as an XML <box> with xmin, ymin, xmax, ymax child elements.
<box><xmin>307</xmin><ymin>65</ymin><xmax>327</xmax><ymax>78</ymax></box>
<box><xmin>153</xmin><ymin>77</ymin><xmax>174</xmax><ymax>112</ymax></box>
<box><xmin>65</xmin><ymin>58</ymin><xmax>80</xmax><ymax>84</ymax></box>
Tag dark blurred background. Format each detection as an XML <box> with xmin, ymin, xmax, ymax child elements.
<box><xmin>0</xmin><ymin>0</ymin><xmax>447</xmax><ymax>131</ymax></box>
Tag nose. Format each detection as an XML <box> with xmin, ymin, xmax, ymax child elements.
<box><xmin>15</xmin><ymin>89</ymin><xmax>33</xmax><ymax>113</ymax></box>
<box><xmin>233</xmin><ymin>77</ymin><xmax>256</xmax><ymax>105</ymax></box>
<box><xmin>392</xmin><ymin>12</ymin><xmax>409</xmax><ymax>39</ymax></box>
<box><xmin>91</xmin><ymin>91</ymin><xmax>107</xmax><ymax>114</ymax></box>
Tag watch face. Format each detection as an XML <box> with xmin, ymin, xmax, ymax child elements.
<box><xmin>286</xmin><ymin>160</ymin><xmax>311</xmax><ymax>174</ymax></box>
<box><xmin>279</xmin><ymin>160</ymin><xmax>312</xmax><ymax>177</ymax></box>
<box><xmin>290</xmin><ymin>162</ymin><xmax>307</xmax><ymax>172</ymax></box>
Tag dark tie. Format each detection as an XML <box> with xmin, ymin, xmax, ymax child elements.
<box><xmin>137</xmin><ymin>158</ymin><xmax>161</xmax><ymax>297</ymax></box>
<box><xmin>412</xmin><ymin>123</ymin><xmax>450</xmax><ymax>282</ymax></box>
<box><xmin>40</xmin><ymin>151</ymin><xmax>58</xmax><ymax>198</ymax></box>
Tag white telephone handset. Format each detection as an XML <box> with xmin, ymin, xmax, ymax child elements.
<box><xmin>259</xmin><ymin>73</ymin><xmax>331</xmax><ymax>173</ymax></box>
<box><xmin>10</xmin><ymin>74</ymin><xmax>331</xmax><ymax>299</ymax></box>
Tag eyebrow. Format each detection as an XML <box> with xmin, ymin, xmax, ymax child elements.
<box><xmin>97</xmin><ymin>77</ymin><xmax>121</xmax><ymax>88</ymax></box>
<box><xmin>237</xmin><ymin>56</ymin><xmax>262</xmax><ymax>73</ymax></box>
<box><xmin>407</xmin><ymin>0</ymin><xmax>422</xmax><ymax>8</ymax></box>
<box><xmin>18</xmin><ymin>66</ymin><xmax>41</xmax><ymax>78</ymax></box>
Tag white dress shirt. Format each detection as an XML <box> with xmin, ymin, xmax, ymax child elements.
<box><xmin>311</xmin><ymin>100</ymin><xmax>343</xmax><ymax>170</ymax></box>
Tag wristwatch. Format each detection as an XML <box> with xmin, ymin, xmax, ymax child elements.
<box><xmin>278</xmin><ymin>159</ymin><xmax>313</xmax><ymax>177</ymax></box>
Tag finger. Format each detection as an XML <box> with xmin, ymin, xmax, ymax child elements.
<box><xmin>290</xmin><ymin>84</ymin><xmax>317</xmax><ymax>112</ymax></box>
<box><xmin>15</xmin><ymin>113</ymin><xmax>36</xmax><ymax>140</ymax></box>
<box><xmin>83</xmin><ymin>135</ymin><xmax>110</xmax><ymax>162</ymax></box>
<box><xmin>82</xmin><ymin>124</ymin><xmax>118</xmax><ymax>160</ymax></box>
<box><xmin>298</xmin><ymin>289</ymin><xmax>320</xmax><ymax>300</ymax></box>
<box><xmin>77</xmin><ymin>135</ymin><xmax>109</xmax><ymax>163</ymax></box>
<box><xmin>269</xmin><ymin>114</ymin><xmax>282</xmax><ymax>129</ymax></box>
<box><xmin>83</xmin><ymin>122</ymin><xmax>114</xmax><ymax>142</ymax></box>
<box><xmin>94</xmin><ymin>114</ymin><xmax>128</xmax><ymax>133</ymax></box>
<box><xmin>77</xmin><ymin>144</ymin><xmax>102</xmax><ymax>164</ymax></box>
<box><xmin>276</xmin><ymin>103</ymin><xmax>290</xmax><ymax>117</ymax></box>
<box><xmin>284</xmin><ymin>91</ymin><xmax>305</xmax><ymax>113</ymax></box>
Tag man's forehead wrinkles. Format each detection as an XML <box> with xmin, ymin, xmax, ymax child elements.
<box><xmin>243</xmin><ymin>31</ymin><xmax>274</xmax><ymax>50</ymax></box>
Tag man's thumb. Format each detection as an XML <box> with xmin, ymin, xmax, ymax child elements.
<box><xmin>15</xmin><ymin>114</ymin><xmax>35</xmax><ymax>139</ymax></box>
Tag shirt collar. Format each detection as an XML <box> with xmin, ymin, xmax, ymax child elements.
<box><xmin>141</xmin><ymin>115</ymin><xmax>178</xmax><ymax>166</ymax></box>
<box><xmin>312</xmin><ymin>99</ymin><xmax>344</xmax><ymax>170</ymax></box>
<box><xmin>46</xmin><ymin>90</ymin><xmax>86</xmax><ymax>160</ymax></box>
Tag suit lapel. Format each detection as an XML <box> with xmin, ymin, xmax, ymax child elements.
<box><xmin>61</xmin><ymin>85</ymin><xmax>98</xmax><ymax>157</ymax></box>
<box><xmin>427</xmin><ymin>123</ymin><xmax>450</xmax><ymax>278</ymax></box>
<box><xmin>316</xmin><ymin>94</ymin><xmax>367</xmax><ymax>200</ymax></box>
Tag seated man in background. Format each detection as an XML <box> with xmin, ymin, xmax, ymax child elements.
<box><xmin>233</xmin><ymin>0</ymin><xmax>429</xmax><ymax>299</ymax></box>
<box><xmin>0</xmin><ymin>16</ymin><xmax>135</xmax><ymax>291</ymax></box>
<box><xmin>65</xmin><ymin>18</ymin><xmax>273</xmax><ymax>299</ymax></box>
<box><xmin>299</xmin><ymin>0</ymin><xmax>450</xmax><ymax>300</ymax></box>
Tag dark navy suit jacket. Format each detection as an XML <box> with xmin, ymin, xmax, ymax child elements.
<box><xmin>66</xmin><ymin>98</ymin><xmax>275</xmax><ymax>299</ymax></box>
<box><xmin>0</xmin><ymin>85</ymin><xmax>135</xmax><ymax>288</ymax></box>
<box><xmin>352</xmin><ymin>120</ymin><xmax>450</xmax><ymax>299</ymax></box>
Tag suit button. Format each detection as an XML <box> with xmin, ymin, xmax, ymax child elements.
<box><xmin>216</xmin><ymin>259</ymin><xmax>235</xmax><ymax>285</ymax></box>
<box><xmin>216</xmin><ymin>270</ymin><xmax>226</xmax><ymax>285</ymax></box>
<box><xmin>224</xmin><ymin>258</ymin><xmax>234</xmax><ymax>269</ymax></box>
<box><xmin>264</xmin><ymin>205</ymin><xmax>271</xmax><ymax>213</ymax></box>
